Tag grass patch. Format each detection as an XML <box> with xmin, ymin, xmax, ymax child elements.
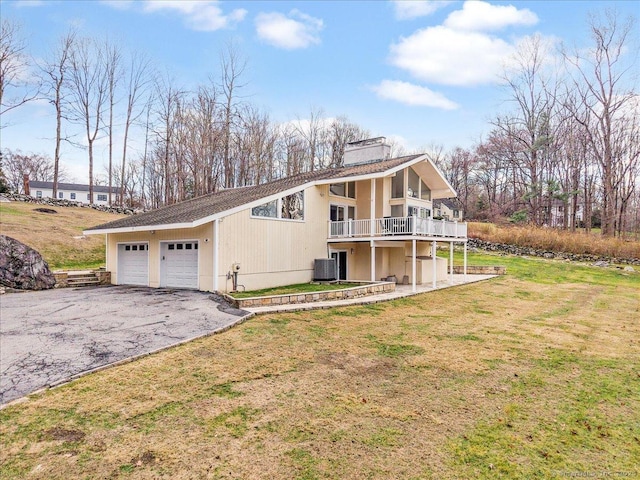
<box><xmin>1</xmin><ymin>253</ymin><xmax>638</xmax><ymax>479</ymax></box>
<box><xmin>0</xmin><ymin>201</ymin><xmax>125</xmax><ymax>270</ymax></box>
<box><xmin>230</xmin><ymin>282</ymin><xmax>364</xmax><ymax>298</ymax></box>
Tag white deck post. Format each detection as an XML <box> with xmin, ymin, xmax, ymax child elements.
<box><xmin>213</xmin><ymin>218</ymin><xmax>219</xmax><ymax>292</ymax></box>
<box><xmin>371</xmin><ymin>242</ymin><xmax>376</xmax><ymax>282</ymax></box>
<box><xmin>463</xmin><ymin>241</ymin><xmax>468</xmax><ymax>280</ymax></box>
<box><xmin>432</xmin><ymin>240</ymin><xmax>437</xmax><ymax>289</ymax></box>
<box><xmin>370</xmin><ymin>178</ymin><xmax>376</xmax><ymax>237</ymax></box>
<box><xmin>450</xmin><ymin>241</ymin><xmax>454</xmax><ymax>284</ymax></box>
<box><xmin>412</xmin><ymin>239</ymin><xmax>416</xmax><ymax>293</ymax></box>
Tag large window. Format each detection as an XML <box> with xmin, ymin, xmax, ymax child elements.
<box><xmin>58</xmin><ymin>192</ymin><xmax>63</xmax><ymax>199</ymax></box>
<box><xmin>392</xmin><ymin>167</ymin><xmax>431</xmax><ymax>199</ymax></box>
<box><xmin>97</xmin><ymin>194</ymin><xmax>107</xmax><ymax>202</ymax></box>
<box><xmin>329</xmin><ymin>182</ymin><xmax>355</xmax><ymax>198</ymax></box>
<box><xmin>70</xmin><ymin>193</ymin><xmax>76</xmax><ymax>200</ymax></box>
<box><xmin>391</xmin><ymin>169</ymin><xmax>404</xmax><ymax>198</ymax></box>
<box><xmin>252</xmin><ymin>191</ymin><xmax>304</xmax><ymax>221</ymax></box>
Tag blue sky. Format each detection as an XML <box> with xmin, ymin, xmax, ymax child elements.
<box><xmin>1</xmin><ymin>0</ymin><xmax>638</xmax><ymax>182</ymax></box>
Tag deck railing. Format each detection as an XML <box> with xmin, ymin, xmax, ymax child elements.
<box><xmin>328</xmin><ymin>216</ymin><xmax>467</xmax><ymax>239</ymax></box>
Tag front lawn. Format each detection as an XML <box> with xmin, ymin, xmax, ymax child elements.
<box><xmin>1</xmin><ymin>253</ymin><xmax>638</xmax><ymax>479</ymax></box>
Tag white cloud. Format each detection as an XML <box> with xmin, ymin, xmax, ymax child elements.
<box><xmin>390</xmin><ymin>25</ymin><xmax>516</xmax><ymax>86</ymax></box>
<box><xmin>255</xmin><ymin>9</ymin><xmax>323</xmax><ymax>50</ymax></box>
<box><xmin>142</xmin><ymin>1</ymin><xmax>246</xmax><ymax>31</ymax></box>
<box><xmin>444</xmin><ymin>1</ymin><xmax>538</xmax><ymax>32</ymax></box>
<box><xmin>393</xmin><ymin>0</ymin><xmax>453</xmax><ymax>20</ymax></box>
<box><xmin>371</xmin><ymin>79</ymin><xmax>459</xmax><ymax>110</ymax></box>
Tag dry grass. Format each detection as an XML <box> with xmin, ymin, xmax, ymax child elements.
<box><xmin>0</xmin><ymin>201</ymin><xmax>125</xmax><ymax>270</ymax></box>
<box><xmin>1</xmin><ymin>255</ymin><xmax>638</xmax><ymax>479</ymax></box>
<box><xmin>469</xmin><ymin>222</ymin><xmax>640</xmax><ymax>260</ymax></box>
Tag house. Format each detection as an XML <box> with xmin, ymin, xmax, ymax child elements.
<box><xmin>27</xmin><ymin>180</ymin><xmax>113</xmax><ymax>206</ymax></box>
<box><xmin>433</xmin><ymin>198</ymin><xmax>463</xmax><ymax>221</ymax></box>
<box><xmin>543</xmin><ymin>199</ymin><xmax>584</xmax><ymax>228</ymax></box>
<box><xmin>84</xmin><ymin>138</ymin><xmax>469</xmax><ymax>293</ymax></box>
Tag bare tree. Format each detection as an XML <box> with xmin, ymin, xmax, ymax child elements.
<box><xmin>218</xmin><ymin>43</ymin><xmax>247</xmax><ymax>188</ymax></box>
<box><xmin>0</xmin><ymin>19</ymin><xmax>38</xmax><ymax>124</ymax></box>
<box><xmin>119</xmin><ymin>50</ymin><xmax>152</xmax><ymax>206</ymax></box>
<box><xmin>103</xmin><ymin>39</ymin><xmax>123</xmax><ymax>206</ymax></box>
<box><xmin>564</xmin><ymin>10</ymin><xmax>638</xmax><ymax>236</ymax></box>
<box><xmin>40</xmin><ymin>29</ymin><xmax>76</xmax><ymax>199</ymax></box>
<box><xmin>67</xmin><ymin>36</ymin><xmax>108</xmax><ymax>204</ymax></box>
<box><xmin>2</xmin><ymin>148</ymin><xmax>67</xmax><ymax>193</ymax></box>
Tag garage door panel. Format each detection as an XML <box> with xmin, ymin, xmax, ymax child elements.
<box><xmin>118</xmin><ymin>243</ymin><xmax>149</xmax><ymax>286</ymax></box>
<box><xmin>161</xmin><ymin>242</ymin><xmax>198</xmax><ymax>289</ymax></box>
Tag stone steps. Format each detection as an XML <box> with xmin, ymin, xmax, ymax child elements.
<box><xmin>66</xmin><ymin>274</ymin><xmax>101</xmax><ymax>287</ymax></box>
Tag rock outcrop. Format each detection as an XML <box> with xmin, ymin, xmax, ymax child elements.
<box><xmin>0</xmin><ymin>235</ymin><xmax>56</xmax><ymax>290</ymax></box>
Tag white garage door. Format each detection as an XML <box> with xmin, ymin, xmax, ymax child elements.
<box><xmin>117</xmin><ymin>243</ymin><xmax>149</xmax><ymax>286</ymax></box>
<box><xmin>160</xmin><ymin>241</ymin><xmax>198</xmax><ymax>289</ymax></box>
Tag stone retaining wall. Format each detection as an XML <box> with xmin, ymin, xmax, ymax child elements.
<box><xmin>0</xmin><ymin>193</ymin><xmax>140</xmax><ymax>215</ymax></box>
<box><xmin>452</xmin><ymin>265</ymin><xmax>506</xmax><ymax>275</ymax></box>
<box><xmin>468</xmin><ymin>238</ymin><xmax>640</xmax><ymax>266</ymax></box>
<box><xmin>224</xmin><ymin>281</ymin><xmax>396</xmax><ymax>308</ymax></box>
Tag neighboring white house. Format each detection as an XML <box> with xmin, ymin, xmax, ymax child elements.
<box><xmin>27</xmin><ymin>181</ymin><xmax>113</xmax><ymax>206</ymax></box>
<box><xmin>544</xmin><ymin>199</ymin><xmax>584</xmax><ymax>228</ymax></box>
<box><xmin>85</xmin><ymin>138</ymin><xmax>469</xmax><ymax>294</ymax></box>
<box><xmin>433</xmin><ymin>198</ymin><xmax>463</xmax><ymax>221</ymax></box>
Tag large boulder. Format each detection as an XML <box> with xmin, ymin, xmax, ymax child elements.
<box><xmin>0</xmin><ymin>235</ymin><xmax>56</xmax><ymax>290</ymax></box>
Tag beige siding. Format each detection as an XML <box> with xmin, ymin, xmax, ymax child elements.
<box><xmin>216</xmin><ymin>185</ymin><xmax>328</xmax><ymax>292</ymax></box>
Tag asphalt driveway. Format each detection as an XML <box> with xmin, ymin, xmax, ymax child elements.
<box><xmin>0</xmin><ymin>286</ymin><xmax>250</xmax><ymax>405</ymax></box>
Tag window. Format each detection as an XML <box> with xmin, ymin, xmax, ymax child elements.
<box><xmin>168</xmin><ymin>244</ymin><xmax>175</xmax><ymax>250</ymax></box>
<box><xmin>36</xmin><ymin>191</ymin><xmax>42</xmax><ymax>198</ymax></box>
<box><xmin>408</xmin><ymin>168</ymin><xmax>420</xmax><ymax>198</ymax></box>
<box><xmin>186</xmin><ymin>243</ymin><xmax>192</xmax><ymax>250</ymax></box>
<box><xmin>420</xmin><ymin>179</ymin><xmax>431</xmax><ymax>200</ymax></box>
<box><xmin>251</xmin><ymin>199</ymin><xmax>277</xmax><ymax>218</ymax></box>
<box><xmin>391</xmin><ymin>170</ymin><xmax>404</xmax><ymax>198</ymax></box>
<box><xmin>70</xmin><ymin>193</ymin><xmax>76</xmax><ymax>200</ymax></box>
<box><xmin>329</xmin><ymin>182</ymin><xmax>355</xmax><ymax>198</ymax></box>
<box><xmin>58</xmin><ymin>192</ymin><xmax>63</xmax><ymax>199</ymax></box>
<box><xmin>87</xmin><ymin>194</ymin><xmax>90</xmax><ymax>200</ymax></box>
<box><xmin>408</xmin><ymin>206</ymin><xmax>430</xmax><ymax>218</ymax></box>
<box><xmin>132</xmin><ymin>245</ymin><xmax>138</xmax><ymax>251</ymax></box>
<box><xmin>97</xmin><ymin>194</ymin><xmax>107</xmax><ymax>202</ymax></box>
<box><xmin>177</xmin><ymin>244</ymin><xmax>183</xmax><ymax>250</ymax></box>
<box><xmin>252</xmin><ymin>191</ymin><xmax>304</xmax><ymax>221</ymax></box>
<box><xmin>391</xmin><ymin>205</ymin><xmax>403</xmax><ymax>217</ymax></box>
<box><xmin>281</xmin><ymin>191</ymin><xmax>304</xmax><ymax>220</ymax></box>
<box><xmin>453</xmin><ymin>210</ymin><xmax>459</xmax><ymax>218</ymax></box>
<box><xmin>125</xmin><ymin>245</ymin><xmax>131</xmax><ymax>251</ymax></box>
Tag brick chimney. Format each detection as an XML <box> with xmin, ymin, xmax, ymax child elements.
<box><xmin>23</xmin><ymin>174</ymin><xmax>30</xmax><ymax>195</ymax></box>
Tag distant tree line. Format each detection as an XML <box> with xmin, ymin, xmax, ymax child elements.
<box><xmin>0</xmin><ymin>11</ymin><xmax>637</xmax><ymax>237</ymax></box>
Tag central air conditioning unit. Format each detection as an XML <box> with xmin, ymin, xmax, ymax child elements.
<box><xmin>314</xmin><ymin>258</ymin><xmax>337</xmax><ymax>281</ymax></box>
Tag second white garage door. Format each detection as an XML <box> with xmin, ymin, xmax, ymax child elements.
<box><xmin>160</xmin><ymin>241</ymin><xmax>199</xmax><ymax>289</ymax></box>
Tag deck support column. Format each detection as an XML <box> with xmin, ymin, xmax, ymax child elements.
<box><xmin>450</xmin><ymin>241</ymin><xmax>454</xmax><ymax>284</ymax></box>
<box><xmin>412</xmin><ymin>239</ymin><xmax>416</xmax><ymax>293</ymax></box>
<box><xmin>371</xmin><ymin>241</ymin><xmax>376</xmax><ymax>282</ymax></box>
<box><xmin>213</xmin><ymin>218</ymin><xmax>219</xmax><ymax>292</ymax></box>
<box><xmin>463</xmin><ymin>241</ymin><xmax>468</xmax><ymax>281</ymax></box>
<box><xmin>432</xmin><ymin>241</ymin><xmax>437</xmax><ymax>289</ymax></box>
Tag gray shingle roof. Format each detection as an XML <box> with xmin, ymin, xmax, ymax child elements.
<box><xmin>433</xmin><ymin>198</ymin><xmax>460</xmax><ymax>210</ymax></box>
<box><xmin>87</xmin><ymin>155</ymin><xmax>423</xmax><ymax>231</ymax></box>
<box><xmin>29</xmin><ymin>181</ymin><xmax>115</xmax><ymax>194</ymax></box>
